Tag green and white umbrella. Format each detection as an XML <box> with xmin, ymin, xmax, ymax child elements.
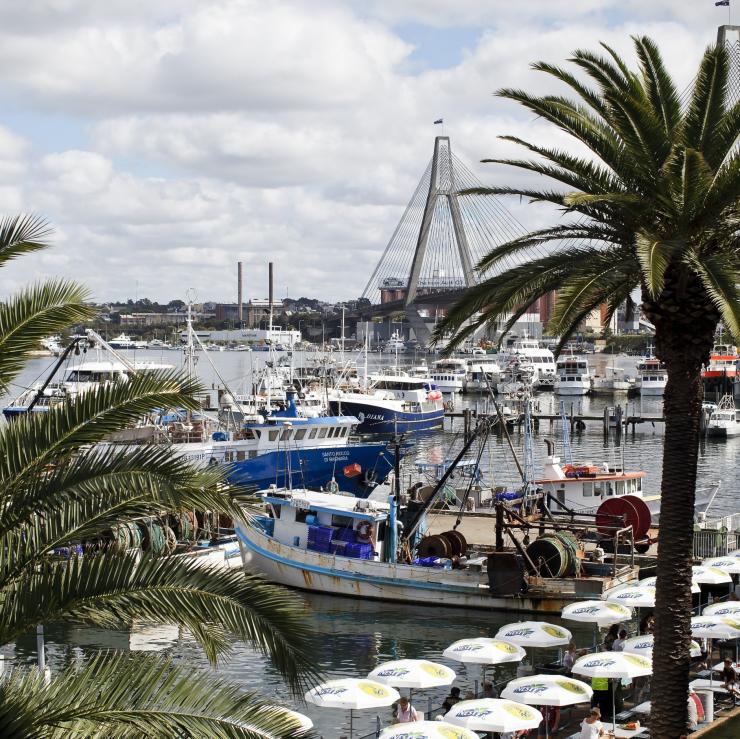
<box><xmin>692</xmin><ymin>565</ymin><xmax>732</xmax><ymax>585</ymax></box>
<box><xmin>444</xmin><ymin>698</ymin><xmax>542</xmax><ymax>734</ymax></box>
<box><xmin>305</xmin><ymin>678</ymin><xmax>399</xmax><ymax>739</ymax></box>
<box><xmin>561</xmin><ymin>600</ymin><xmax>632</xmax><ymax>626</ymax></box>
<box><xmin>379</xmin><ymin>721</ymin><xmax>478</xmax><ymax>739</ymax></box>
<box><xmin>368</xmin><ymin>659</ymin><xmax>455</xmax><ymax>699</ymax></box>
<box><xmin>605</xmin><ymin>585</ymin><xmax>656</xmax><ymax>608</ymax></box>
<box><xmin>690</xmin><ymin>615</ymin><xmax>740</xmax><ymax>639</ymax></box>
<box><xmin>703</xmin><ymin>556</ymin><xmax>740</xmax><ymax>575</ymax></box>
<box><xmin>442</xmin><ymin>637</ymin><xmax>526</xmax><ymax>665</ymax></box>
<box><xmin>638</xmin><ymin>575</ymin><xmax>700</xmax><ymax>594</ymax></box>
<box><xmin>495</xmin><ymin>621</ymin><xmax>572</xmax><ymax>648</ymax></box>
<box><xmin>501</xmin><ymin>674</ymin><xmax>592</xmax><ymax>738</ymax></box>
<box><xmin>572</xmin><ymin>651</ymin><xmax>652</xmax><ymax>732</ymax></box>
<box><xmin>703</xmin><ymin>602</ymin><xmax>740</xmax><ymax>617</ymax></box>
<box><xmin>622</xmin><ymin>634</ymin><xmax>701</xmax><ymax>659</ymax></box>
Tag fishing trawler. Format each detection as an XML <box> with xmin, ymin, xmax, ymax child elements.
<box><xmin>506</xmin><ymin>338</ymin><xmax>557</xmax><ymax>389</ymax></box>
<box><xmin>701</xmin><ymin>343</ymin><xmax>738</xmax><ymax>395</ymax></box>
<box><xmin>705</xmin><ymin>395</ymin><xmax>740</xmax><ymax>438</ymax></box>
<box><xmin>430</xmin><ymin>358</ymin><xmax>467</xmax><ymax>393</ymax></box>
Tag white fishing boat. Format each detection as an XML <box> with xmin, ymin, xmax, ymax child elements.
<box><xmin>506</xmin><ymin>338</ymin><xmax>557</xmax><ymax>389</ymax></box>
<box><xmin>592</xmin><ymin>366</ymin><xmax>632</xmax><ymax>394</ymax></box>
<box><xmin>430</xmin><ymin>358</ymin><xmax>467</xmax><ymax>393</ymax></box>
<box><xmin>635</xmin><ymin>358</ymin><xmax>667</xmax><ymax>396</ymax></box>
<box><xmin>235</xmin><ymin>486</ymin><xmax>636</xmax><ymax>613</ymax></box>
<box><xmin>383</xmin><ymin>330</ymin><xmax>406</xmax><ymax>354</ymax></box>
<box><xmin>706</xmin><ymin>395</ymin><xmax>740</xmax><ymax>438</ymax></box>
<box><xmin>553</xmin><ymin>357</ymin><xmax>591</xmax><ymax>396</ymax></box>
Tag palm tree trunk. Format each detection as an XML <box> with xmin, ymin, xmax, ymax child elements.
<box><xmin>650</xmin><ymin>344</ymin><xmax>706</xmax><ymax>738</ymax></box>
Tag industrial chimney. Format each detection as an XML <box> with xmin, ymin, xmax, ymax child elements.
<box><xmin>237</xmin><ymin>261</ymin><xmax>243</xmax><ymax>325</ymax></box>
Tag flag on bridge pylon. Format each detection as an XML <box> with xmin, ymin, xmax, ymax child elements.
<box><xmin>434</xmin><ymin>118</ymin><xmax>443</xmax><ymax>124</ymax></box>
<box><xmin>716</xmin><ymin>1</ymin><xmax>730</xmax><ymax>7</ymax></box>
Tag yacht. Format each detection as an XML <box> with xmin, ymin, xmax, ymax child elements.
<box><xmin>3</xmin><ymin>358</ymin><xmax>175</xmax><ymax>419</ymax></box>
<box><xmin>592</xmin><ymin>366</ymin><xmax>632</xmax><ymax>394</ymax></box>
<box><xmin>705</xmin><ymin>395</ymin><xmax>740</xmax><ymax>438</ymax></box>
<box><xmin>635</xmin><ymin>358</ymin><xmax>667</xmax><ymax>396</ymax></box>
<box><xmin>383</xmin><ymin>330</ymin><xmax>406</xmax><ymax>354</ymax></box>
<box><xmin>409</xmin><ymin>362</ymin><xmax>431</xmax><ymax>379</ymax></box>
<box><xmin>506</xmin><ymin>338</ymin><xmax>557</xmax><ymax>389</ymax></box>
<box><xmin>553</xmin><ymin>357</ymin><xmax>591</xmax><ymax>395</ymax></box>
<box><xmin>430</xmin><ymin>358</ymin><xmax>467</xmax><ymax>393</ymax></box>
<box><xmin>328</xmin><ymin>374</ymin><xmax>444</xmax><ymax>434</ymax></box>
<box><xmin>465</xmin><ymin>359</ymin><xmax>502</xmax><ymax>393</ymax></box>
<box><xmin>108</xmin><ymin>333</ymin><xmax>148</xmax><ymax>350</ymax></box>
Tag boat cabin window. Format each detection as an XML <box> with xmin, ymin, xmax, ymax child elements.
<box><xmin>268</xmin><ymin>430</ymin><xmax>279</xmax><ymax>442</ymax></box>
<box><xmin>295</xmin><ymin>508</ymin><xmax>310</xmax><ymax>524</ymax></box>
<box><xmin>318</xmin><ymin>428</ymin><xmax>328</xmax><ymax>439</ymax></box>
<box><xmin>270</xmin><ymin>504</ymin><xmax>281</xmax><ymax>519</ymax></box>
<box><xmin>309</xmin><ymin>429</ymin><xmax>318</xmax><ymax>439</ymax></box>
<box><xmin>583</xmin><ymin>482</ymin><xmax>593</xmax><ymax>497</ymax></box>
<box><xmin>605</xmin><ymin>482</ymin><xmax>614</xmax><ymax>496</ymax></box>
<box><xmin>615</xmin><ymin>481</ymin><xmax>624</xmax><ymax>495</ymax></box>
<box><xmin>236</xmin><ymin>451</ymin><xmax>245</xmax><ymax>461</ymax></box>
<box><xmin>243</xmin><ymin>428</ymin><xmax>256</xmax><ymax>440</ymax></box>
<box><xmin>331</xmin><ymin>514</ymin><xmax>353</xmax><ymax>528</ymax></box>
<box><xmin>594</xmin><ymin>481</ymin><xmax>603</xmax><ymax>497</ymax></box>
<box><xmin>280</xmin><ymin>428</ymin><xmax>291</xmax><ymax>441</ymax></box>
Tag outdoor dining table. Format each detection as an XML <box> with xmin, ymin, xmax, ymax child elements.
<box><xmin>565</xmin><ymin>728</ymin><xmax>648</xmax><ymax>739</ymax></box>
<box><xmin>689</xmin><ymin>678</ymin><xmax>730</xmax><ymax>693</ymax></box>
<box><xmin>710</xmin><ymin>660</ymin><xmax>740</xmax><ymax>673</ymax></box>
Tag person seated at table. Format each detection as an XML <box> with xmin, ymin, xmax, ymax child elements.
<box><xmin>393</xmin><ymin>696</ymin><xmax>418</xmax><ymax>723</ymax></box>
<box><xmin>579</xmin><ymin>707</ymin><xmax>606</xmax><ymax>738</ymax></box>
<box><xmin>442</xmin><ymin>686</ymin><xmax>461</xmax><ymax>712</ymax></box>
<box><xmin>687</xmin><ymin>687</ymin><xmax>704</xmax><ymax>732</ymax></box>
<box><xmin>481</xmin><ymin>681</ymin><xmax>497</xmax><ymax>698</ymax></box>
<box><xmin>536</xmin><ymin>704</ymin><xmax>560</xmax><ymax>738</ymax></box>
<box><xmin>721</xmin><ymin>658</ymin><xmax>740</xmax><ymax>699</ymax></box>
<box><xmin>563</xmin><ymin>642</ymin><xmax>578</xmax><ymax>674</ymax></box>
<box><xmin>612</xmin><ymin>629</ymin><xmax>627</xmax><ymax>652</ymax></box>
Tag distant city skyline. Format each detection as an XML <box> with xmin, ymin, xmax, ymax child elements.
<box><xmin>0</xmin><ymin>1</ymin><xmax>729</xmax><ymax>302</ymax></box>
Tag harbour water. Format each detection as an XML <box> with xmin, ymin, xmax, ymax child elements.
<box><xmin>2</xmin><ymin>348</ymin><xmax>738</xmax><ymax>736</ymax></box>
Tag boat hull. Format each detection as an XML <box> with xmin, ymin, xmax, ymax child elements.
<box><xmin>236</xmin><ymin>525</ymin><xmax>589</xmax><ymax>614</ymax></box>
<box><xmin>328</xmin><ymin>400</ymin><xmax>444</xmax><ymax>434</ymax></box>
<box><xmin>225</xmin><ymin>442</ymin><xmax>397</xmax><ymax>497</ymax></box>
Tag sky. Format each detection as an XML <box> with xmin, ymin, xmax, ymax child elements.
<box><xmin>0</xmin><ymin>0</ymin><xmax>732</xmax><ymax>304</ymax></box>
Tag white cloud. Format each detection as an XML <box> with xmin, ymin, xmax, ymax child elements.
<box><xmin>0</xmin><ymin>1</ymin><xmax>730</xmax><ymax>302</ymax></box>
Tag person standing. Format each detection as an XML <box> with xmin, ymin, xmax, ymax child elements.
<box><xmin>612</xmin><ymin>629</ymin><xmax>627</xmax><ymax>652</ymax></box>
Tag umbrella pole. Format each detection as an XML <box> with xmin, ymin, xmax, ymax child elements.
<box><xmin>612</xmin><ymin>681</ymin><xmax>617</xmax><ymax>733</ymax></box>
<box><xmin>349</xmin><ymin>708</ymin><xmax>353</xmax><ymax>739</ymax></box>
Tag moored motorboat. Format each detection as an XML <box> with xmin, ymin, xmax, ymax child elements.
<box><xmin>553</xmin><ymin>357</ymin><xmax>591</xmax><ymax>396</ymax></box>
<box><xmin>635</xmin><ymin>358</ymin><xmax>666</xmax><ymax>396</ymax></box>
<box><xmin>705</xmin><ymin>395</ymin><xmax>740</xmax><ymax>438</ymax></box>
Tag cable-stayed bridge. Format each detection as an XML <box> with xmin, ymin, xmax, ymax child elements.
<box><xmin>360</xmin><ymin>136</ymin><xmax>545</xmax><ymax>344</ymax></box>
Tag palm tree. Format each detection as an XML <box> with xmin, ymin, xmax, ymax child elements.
<box><xmin>0</xmin><ymin>216</ymin><xmax>318</xmax><ymax>737</ymax></box>
<box><xmin>434</xmin><ymin>39</ymin><xmax>740</xmax><ymax>737</ymax></box>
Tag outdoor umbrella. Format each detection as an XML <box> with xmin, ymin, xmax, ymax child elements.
<box><xmin>605</xmin><ymin>585</ymin><xmax>656</xmax><ymax>609</ymax></box>
<box><xmin>368</xmin><ymin>659</ymin><xmax>455</xmax><ymax>701</ymax></box>
<box><xmin>443</xmin><ymin>637</ymin><xmax>525</xmax><ymax>688</ymax></box>
<box><xmin>444</xmin><ymin>698</ymin><xmax>542</xmax><ymax>734</ymax></box>
<box><xmin>692</xmin><ymin>565</ymin><xmax>732</xmax><ymax>585</ymax></box>
<box><xmin>638</xmin><ymin>575</ymin><xmax>700</xmax><ymax>594</ymax></box>
<box><xmin>572</xmin><ymin>651</ymin><xmax>652</xmax><ymax>732</ymax></box>
<box><xmin>379</xmin><ymin>721</ymin><xmax>479</xmax><ymax>739</ymax></box>
<box><xmin>703</xmin><ymin>602</ymin><xmax>740</xmax><ymax>617</ymax></box>
<box><xmin>690</xmin><ymin>615</ymin><xmax>740</xmax><ymax>640</ymax></box>
<box><xmin>703</xmin><ymin>556</ymin><xmax>740</xmax><ymax>574</ymax></box>
<box><xmin>622</xmin><ymin>634</ymin><xmax>702</xmax><ymax>659</ymax></box>
<box><xmin>501</xmin><ymin>674</ymin><xmax>592</xmax><ymax>738</ymax></box>
<box><xmin>495</xmin><ymin>621</ymin><xmax>571</xmax><ymax>672</ymax></box>
<box><xmin>305</xmin><ymin>678</ymin><xmax>399</xmax><ymax>739</ymax></box>
<box><xmin>561</xmin><ymin>600</ymin><xmax>632</xmax><ymax>649</ymax></box>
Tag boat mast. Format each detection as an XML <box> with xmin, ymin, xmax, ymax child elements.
<box><xmin>341</xmin><ymin>306</ymin><xmax>345</xmax><ymax>365</ymax></box>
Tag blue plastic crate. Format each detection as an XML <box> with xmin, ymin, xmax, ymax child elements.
<box><xmin>307</xmin><ymin>525</ymin><xmax>334</xmax><ymax>544</ymax></box>
<box><xmin>332</xmin><ymin>527</ymin><xmax>356</xmax><ymax>543</ymax></box>
<box><xmin>308</xmin><ymin>540</ymin><xmax>332</xmax><ymax>553</ymax></box>
<box><xmin>346</xmin><ymin>542</ymin><xmax>372</xmax><ymax>559</ymax></box>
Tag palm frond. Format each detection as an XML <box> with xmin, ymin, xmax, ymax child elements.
<box><xmin>0</xmin><ymin>552</ymin><xmax>318</xmax><ymax>692</ymax></box>
<box><xmin>0</xmin><ymin>372</ymin><xmax>203</xmax><ymax>493</ymax></box>
<box><xmin>0</xmin><ymin>280</ymin><xmax>94</xmax><ymax>390</ymax></box>
<box><xmin>0</xmin><ymin>214</ymin><xmax>52</xmax><ymax>267</ymax></box>
<box><xmin>686</xmin><ymin>251</ymin><xmax>740</xmax><ymax>340</ymax></box>
<box><xmin>0</xmin><ymin>651</ymin><xmax>308</xmax><ymax>738</ymax></box>
<box><xmin>633</xmin><ymin>36</ymin><xmax>682</xmax><ymax>136</ymax></box>
<box><xmin>635</xmin><ymin>233</ymin><xmax>682</xmax><ymax>297</ymax></box>
<box><xmin>683</xmin><ymin>43</ymin><xmax>728</xmax><ymax>153</ymax></box>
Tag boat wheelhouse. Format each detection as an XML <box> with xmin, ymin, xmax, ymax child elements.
<box><xmin>702</xmin><ymin>344</ymin><xmax>738</xmax><ymax>394</ymax></box>
<box><xmin>465</xmin><ymin>360</ymin><xmax>502</xmax><ymax>392</ymax></box>
<box><xmin>430</xmin><ymin>358</ymin><xmax>467</xmax><ymax>393</ymax></box>
<box><xmin>506</xmin><ymin>339</ymin><xmax>557</xmax><ymax>388</ymax></box>
<box><xmin>635</xmin><ymin>358</ymin><xmax>667</xmax><ymax>396</ymax></box>
<box><xmin>554</xmin><ymin>358</ymin><xmax>591</xmax><ymax>396</ymax></box>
